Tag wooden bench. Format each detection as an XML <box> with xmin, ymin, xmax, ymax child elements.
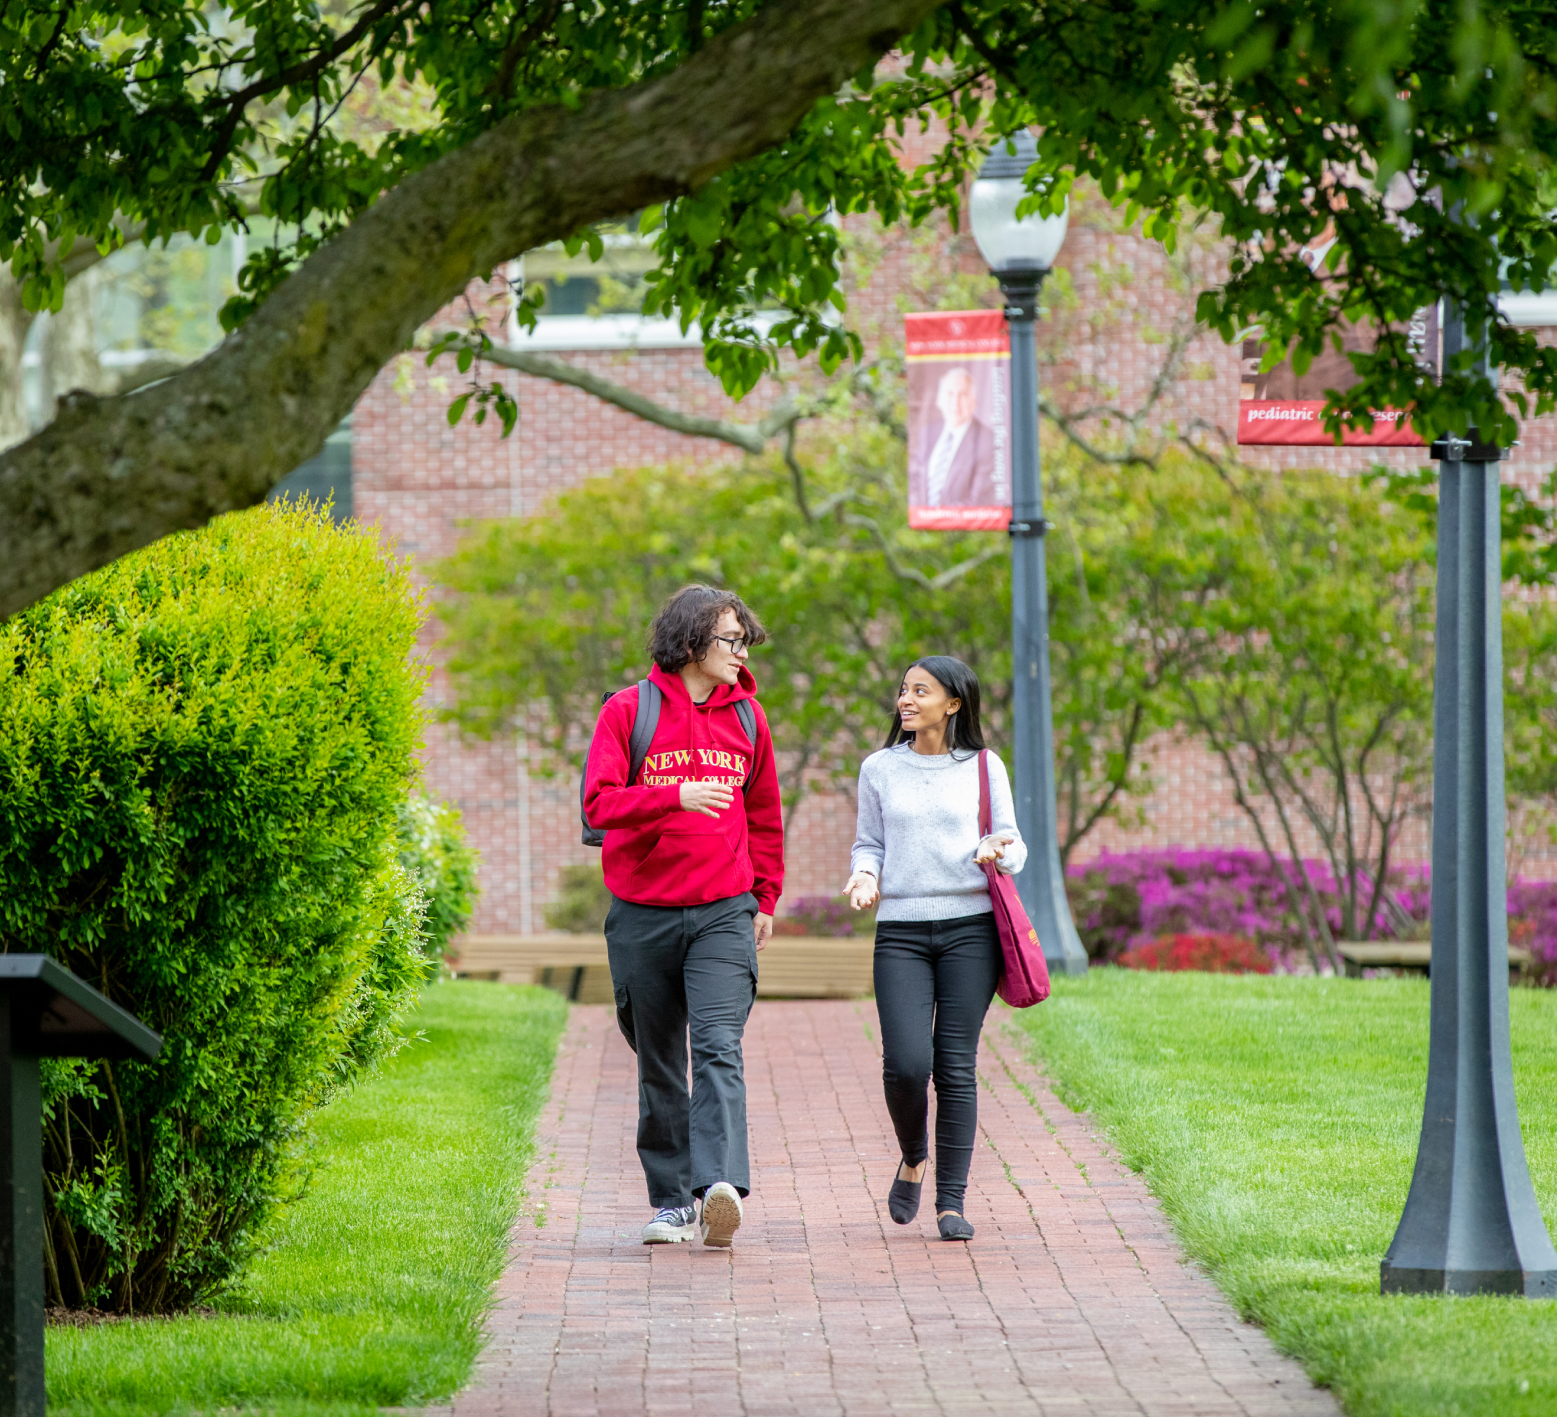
<box><xmin>1336</xmin><ymin>941</ymin><xmax>1532</xmax><ymax>979</ymax></box>
<box><xmin>452</xmin><ymin>932</ymin><xmax>876</xmax><ymax>1003</ymax></box>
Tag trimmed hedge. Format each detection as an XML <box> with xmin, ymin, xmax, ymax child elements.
<box><xmin>0</xmin><ymin>501</ymin><xmax>429</xmax><ymax>1313</ymax></box>
<box><xmin>397</xmin><ymin>792</ymin><xmax>480</xmax><ymax>963</ymax></box>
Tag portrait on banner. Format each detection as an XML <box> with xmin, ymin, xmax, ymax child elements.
<box><xmin>904</xmin><ymin>310</ymin><xmax>1012</xmax><ymax>531</ymax></box>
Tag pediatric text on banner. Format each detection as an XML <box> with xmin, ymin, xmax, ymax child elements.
<box><xmin>905</xmin><ymin>310</ymin><xmax>1012</xmax><ymax>531</ymax></box>
<box><xmin>1237</xmin><ymin>400</ymin><xmax>1426</xmax><ymax>447</ymax></box>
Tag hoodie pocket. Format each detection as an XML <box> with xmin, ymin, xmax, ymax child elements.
<box><xmin>623</xmin><ymin>836</ymin><xmax>675</xmax><ymax>890</ymax></box>
<box><xmin>720</xmin><ymin>831</ymin><xmax>752</xmax><ymax>880</ymax></box>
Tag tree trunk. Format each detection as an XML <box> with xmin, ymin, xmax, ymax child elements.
<box><xmin>0</xmin><ymin>0</ymin><xmax>942</xmax><ymax>620</ymax></box>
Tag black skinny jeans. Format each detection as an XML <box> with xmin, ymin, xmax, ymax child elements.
<box><xmin>872</xmin><ymin>911</ymin><xmax>1001</xmax><ymax>1215</ymax></box>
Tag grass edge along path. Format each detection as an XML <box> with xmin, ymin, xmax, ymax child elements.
<box><xmin>1008</xmin><ymin>973</ymin><xmax>1557</xmax><ymax>1417</ymax></box>
<box><xmin>47</xmin><ymin>981</ymin><xmax>568</xmax><ymax>1417</ymax></box>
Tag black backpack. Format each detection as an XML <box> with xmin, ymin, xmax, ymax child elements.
<box><xmin>579</xmin><ymin>681</ymin><xmax>757</xmax><ymax>846</ymax></box>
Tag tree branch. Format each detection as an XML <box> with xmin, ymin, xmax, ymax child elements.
<box><xmin>1038</xmin><ymin>308</ymin><xmax>1201</xmax><ymax>471</ymax></box>
<box><xmin>468</xmin><ymin>338</ymin><xmax>795</xmax><ymax>454</ymax></box>
<box><xmin>0</xmin><ymin>0</ymin><xmax>945</xmax><ymax>619</ymax></box>
<box><xmin>1060</xmin><ymin>697</ymin><xmax>1146</xmax><ymax>862</ymax></box>
<box><xmin>197</xmin><ymin>0</ymin><xmax>415</xmax><ymax>182</ymax></box>
<box><xmin>1238</xmin><ymin>714</ymin><xmax>1344</xmax><ymax>974</ymax></box>
<box><xmin>839</xmin><ymin>511</ymin><xmax>1001</xmax><ymax>589</ymax></box>
<box><xmin>782</xmin><ymin>422</ymin><xmax>814</xmax><ymax>518</ymax></box>
<box><xmin>467</xmin><ymin>332</ymin><xmax>992</xmax><ymax>586</ymax></box>
<box><xmin>1182</xmin><ymin>684</ymin><xmax>1327</xmax><ymax>974</ymax></box>
<box><xmin>489</xmin><ymin>0</ymin><xmax>567</xmax><ymax>101</ymax></box>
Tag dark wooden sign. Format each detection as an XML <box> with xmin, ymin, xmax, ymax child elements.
<box><xmin>0</xmin><ymin>957</ymin><xmax>161</xmax><ymax>1416</ymax></box>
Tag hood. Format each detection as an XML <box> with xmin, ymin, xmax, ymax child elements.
<box><xmin>648</xmin><ymin>661</ymin><xmax>759</xmax><ymax>710</ymax></box>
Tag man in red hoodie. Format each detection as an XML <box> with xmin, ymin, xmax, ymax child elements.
<box><xmin>583</xmin><ymin>584</ymin><xmax>784</xmax><ymax>1249</ymax></box>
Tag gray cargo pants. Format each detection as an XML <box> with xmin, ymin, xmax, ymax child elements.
<box><xmin>605</xmin><ymin>891</ymin><xmax>759</xmax><ymax>1209</ymax></box>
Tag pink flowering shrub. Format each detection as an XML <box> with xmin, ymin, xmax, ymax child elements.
<box><xmin>1066</xmin><ymin>849</ymin><xmax>1340</xmax><ymax>962</ymax></box>
<box><xmin>1507</xmin><ymin>881</ymin><xmax>1557</xmax><ymax>986</ymax></box>
<box><xmin>1119</xmin><ymin>933</ymin><xmax>1274</xmax><ymax>974</ymax></box>
<box><xmin>776</xmin><ymin>895</ymin><xmax>874</xmax><ymax>937</ymax></box>
<box><xmin>1068</xmin><ymin>848</ymin><xmax>1556</xmax><ymax>985</ymax></box>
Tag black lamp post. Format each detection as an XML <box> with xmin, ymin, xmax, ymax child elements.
<box><xmin>968</xmin><ymin>132</ymin><xmax>1088</xmax><ymax>976</ymax></box>
<box><xmin>1380</xmin><ymin>301</ymin><xmax>1557</xmax><ymax>1296</ymax></box>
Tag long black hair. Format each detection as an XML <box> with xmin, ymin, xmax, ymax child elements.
<box><xmin>884</xmin><ymin>655</ymin><xmax>987</xmax><ymax>757</ymax></box>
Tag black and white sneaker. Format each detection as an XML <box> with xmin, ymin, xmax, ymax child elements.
<box><xmin>700</xmin><ymin>1182</ymin><xmax>744</xmax><ymax>1248</ymax></box>
<box><xmin>641</xmin><ymin>1205</ymin><xmax>698</xmax><ymax>1244</ymax></box>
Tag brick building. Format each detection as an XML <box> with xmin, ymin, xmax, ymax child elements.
<box><xmin>324</xmin><ymin>191</ymin><xmax>1557</xmax><ymax>937</ymax></box>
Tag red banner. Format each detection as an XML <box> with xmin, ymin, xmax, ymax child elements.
<box><xmin>1237</xmin><ymin>401</ymin><xmax>1425</xmax><ymax>447</ymax></box>
<box><xmin>905</xmin><ymin>310</ymin><xmax>1012</xmax><ymax>531</ymax></box>
<box><xmin>1236</xmin><ymin>299</ymin><xmax>1435</xmax><ymax>447</ymax></box>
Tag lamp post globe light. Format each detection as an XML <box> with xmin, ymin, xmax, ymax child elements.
<box><xmin>969</xmin><ymin>131</ymin><xmax>1088</xmax><ymax>977</ymax></box>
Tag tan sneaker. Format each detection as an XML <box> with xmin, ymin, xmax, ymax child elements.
<box><xmin>642</xmin><ymin>1205</ymin><xmax>698</xmax><ymax>1244</ymax></box>
<box><xmin>700</xmin><ymin>1182</ymin><xmax>743</xmax><ymax>1248</ymax></box>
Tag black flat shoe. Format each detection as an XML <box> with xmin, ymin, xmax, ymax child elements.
<box><xmin>937</xmin><ymin>1211</ymin><xmax>974</xmax><ymax>1241</ymax></box>
<box><xmin>887</xmin><ymin>1163</ymin><xmax>924</xmax><ymax>1224</ymax></box>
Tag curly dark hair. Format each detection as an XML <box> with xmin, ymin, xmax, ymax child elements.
<box><xmin>649</xmin><ymin>584</ymin><xmax>768</xmax><ymax>673</ymax></box>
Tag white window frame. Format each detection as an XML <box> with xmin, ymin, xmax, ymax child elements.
<box><xmin>505</xmin><ymin>254</ymin><xmax>794</xmax><ymax>351</ymax></box>
<box><xmin>1497</xmin><ymin>289</ymin><xmax>1557</xmax><ymax>327</ymax></box>
<box><xmin>507</xmin><ymin>309</ymin><xmax>790</xmax><ymax>352</ymax></box>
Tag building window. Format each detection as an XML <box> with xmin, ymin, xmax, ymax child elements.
<box><xmin>512</xmin><ymin>216</ymin><xmax>789</xmax><ymax>353</ymax></box>
<box><xmin>268</xmin><ymin>418</ymin><xmax>353</xmax><ymax>523</ymax></box>
<box><xmin>524</xmin><ymin>220</ymin><xmax>657</xmax><ymax>318</ymax></box>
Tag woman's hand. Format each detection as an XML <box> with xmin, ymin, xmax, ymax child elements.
<box><xmin>846</xmin><ymin>870</ymin><xmax>880</xmax><ymax>911</ymax></box>
<box><xmin>974</xmin><ymin>832</ymin><xmax>1015</xmax><ymax>865</ymax></box>
<box><xmin>680</xmin><ymin>780</ymin><xmax>735</xmax><ymax>817</ymax></box>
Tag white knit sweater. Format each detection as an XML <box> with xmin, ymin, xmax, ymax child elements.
<box><xmin>849</xmin><ymin>745</ymin><xmax>1027</xmax><ymax>922</ymax></box>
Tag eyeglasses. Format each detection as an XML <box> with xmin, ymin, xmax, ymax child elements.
<box><xmin>710</xmin><ymin>634</ymin><xmax>752</xmax><ymax>654</ymax></box>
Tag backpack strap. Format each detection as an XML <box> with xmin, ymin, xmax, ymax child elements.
<box><xmin>627</xmin><ymin>680</ymin><xmax>661</xmax><ymax>784</ymax></box>
<box><xmin>734</xmin><ymin>698</ymin><xmax>758</xmax><ymax>792</ymax></box>
<box><xmin>579</xmin><ymin>680</ymin><xmax>662</xmax><ymax>844</ymax></box>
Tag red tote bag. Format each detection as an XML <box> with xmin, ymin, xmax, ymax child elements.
<box><xmin>978</xmin><ymin>751</ymin><xmax>1052</xmax><ymax>1008</ymax></box>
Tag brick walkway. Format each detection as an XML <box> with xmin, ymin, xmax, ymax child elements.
<box><xmin>446</xmin><ymin>1001</ymin><xmax>1340</xmax><ymax>1417</ymax></box>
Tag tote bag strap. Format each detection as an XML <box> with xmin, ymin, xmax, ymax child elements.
<box><xmin>977</xmin><ymin>749</ymin><xmax>992</xmax><ymax>838</ymax></box>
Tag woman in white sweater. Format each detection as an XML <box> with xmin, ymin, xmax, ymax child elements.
<box><xmin>845</xmin><ymin>656</ymin><xmax>1025</xmax><ymax>1241</ymax></box>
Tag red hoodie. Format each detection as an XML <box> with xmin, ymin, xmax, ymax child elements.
<box><xmin>583</xmin><ymin>663</ymin><xmax>784</xmax><ymax>912</ymax></box>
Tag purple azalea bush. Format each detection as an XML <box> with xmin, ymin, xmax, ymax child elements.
<box><xmin>1066</xmin><ymin>849</ymin><xmax>1313</xmax><ymax>962</ymax></box>
<box><xmin>1506</xmin><ymin>880</ymin><xmax>1557</xmax><ymax>985</ymax></box>
<box><xmin>1066</xmin><ymin>848</ymin><xmax>1556</xmax><ymax>984</ymax></box>
<box><xmin>776</xmin><ymin>895</ymin><xmax>875</xmax><ymax>937</ymax></box>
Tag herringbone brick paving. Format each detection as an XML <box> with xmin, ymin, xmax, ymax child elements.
<box><xmin>444</xmin><ymin>1000</ymin><xmax>1340</xmax><ymax>1416</ymax></box>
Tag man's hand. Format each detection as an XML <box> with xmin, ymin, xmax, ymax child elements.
<box><xmin>754</xmin><ymin>912</ymin><xmax>773</xmax><ymax>951</ymax></box>
<box><xmin>680</xmin><ymin>780</ymin><xmax>735</xmax><ymax>817</ymax></box>
<box><xmin>845</xmin><ymin>871</ymin><xmax>879</xmax><ymax>911</ymax></box>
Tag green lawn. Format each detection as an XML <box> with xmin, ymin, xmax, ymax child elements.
<box><xmin>1010</xmin><ymin>972</ymin><xmax>1557</xmax><ymax>1417</ymax></box>
<box><xmin>48</xmin><ymin>981</ymin><xmax>567</xmax><ymax>1417</ymax></box>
